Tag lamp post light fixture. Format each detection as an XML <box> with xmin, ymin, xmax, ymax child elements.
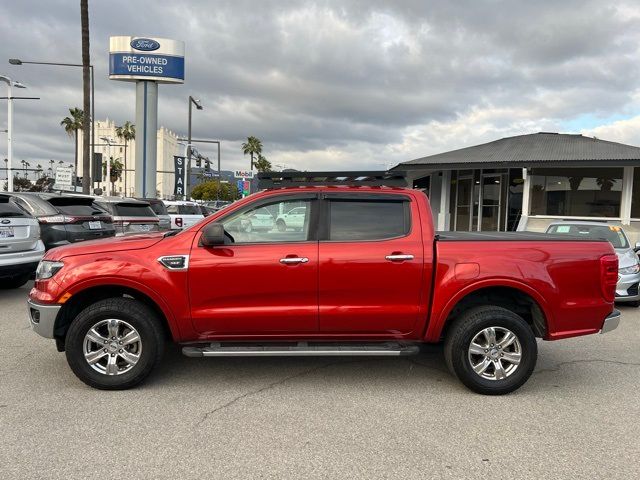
<box><xmin>9</xmin><ymin>59</ymin><xmax>95</xmax><ymax>190</ymax></box>
<box><xmin>186</xmin><ymin>96</ymin><xmax>203</xmax><ymax>200</ymax></box>
<box><xmin>0</xmin><ymin>74</ymin><xmax>27</xmax><ymax>192</ymax></box>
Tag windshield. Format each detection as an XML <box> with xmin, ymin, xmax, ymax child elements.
<box><xmin>547</xmin><ymin>224</ymin><xmax>629</xmax><ymax>248</ymax></box>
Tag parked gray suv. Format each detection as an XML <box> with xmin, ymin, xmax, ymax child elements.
<box><xmin>94</xmin><ymin>197</ymin><xmax>160</xmax><ymax>236</ymax></box>
<box><xmin>6</xmin><ymin>192</ymin><xmax>115</xmax><ymax>250</ymax></box>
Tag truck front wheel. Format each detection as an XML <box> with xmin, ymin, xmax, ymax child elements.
<box><xmin>65</xmin><ymin>298</ymin><xmax>165</xmax><ymax>390</ymax></box>
<box><xmin>444</xmin><ymin>306</ymin><xmax>537</xmax><ymax>395</ymax></box>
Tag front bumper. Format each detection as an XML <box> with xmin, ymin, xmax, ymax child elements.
<box><xmin>27</xmin><ymin>298</ymin><xmax>61</xmax><ymax>339</ymax></box>
<box><xmin>600</xmin><ymin>309</ymin><xmax>621</xmax><ymax>334</ymax></box>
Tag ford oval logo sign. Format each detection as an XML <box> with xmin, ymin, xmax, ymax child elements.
<box><xmin>0</xmin><ymin>219</ymin><xmax>9</xmax><ymax>224</ymax></box>
<box><xmin>130</xmin><ymin>38</ymin><xmax>160</xmax><ymax>51</ymax></box>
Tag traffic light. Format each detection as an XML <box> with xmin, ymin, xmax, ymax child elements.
<box><xmin>92</xmin><ymin>152</ymin><xmax>103</xmax><ymax>182</ymax></box>
<box><xmin>195</xmin><ymin>155</ymin><xmax>202</xmax><ymax>168</ymax></box>
<box><xmin>204</xmin><ymin>160</ymin><xmax>211</xmax><ymax>172</ymax></box>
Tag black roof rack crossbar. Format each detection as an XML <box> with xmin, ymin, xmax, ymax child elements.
<box><xmin>257</xmin><ymin>171</ymin><xmax>408</xmax><ymax>189</ymax></box>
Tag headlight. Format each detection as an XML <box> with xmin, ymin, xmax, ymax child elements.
<box><xmin>35</xmin><ymin>260</ymin><xmax>64</xmax><ymax>280</ymax></box>
<box><xmin>619</xmin><ymin>263</ymin><xmax>640</xmax><ymax>275</ymax></box>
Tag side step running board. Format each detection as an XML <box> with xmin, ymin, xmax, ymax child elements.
<box><xmin>182</xmin><ymin>342</ymin><xmax>419</xmax><ymax>357</ymax></box>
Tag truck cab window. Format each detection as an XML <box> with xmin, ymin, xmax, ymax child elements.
<box><xmin>220</xmin><ymin>199</ymin><xmax>312</xmax><ymax>243</ymax></box>
<box><xmin>328</xmin><ymin>200</ymin><xmax>409</xmax><ymax>241</ymax></box>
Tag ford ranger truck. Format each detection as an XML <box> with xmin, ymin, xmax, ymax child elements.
<box><xmin>27</xmin><ymin>172</ymin><xmax>621</xmax><ymax>394</ymax></box>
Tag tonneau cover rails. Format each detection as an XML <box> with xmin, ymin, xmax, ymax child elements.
<box><xmin>257</xmin><ymin>171</ymin><xmax>408</xmax><ymax>189</ymax></box>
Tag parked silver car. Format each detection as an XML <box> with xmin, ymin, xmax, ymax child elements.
<box><xmin>546</xmin><ymin>221</ymin><xmax>640</xmax><ymax>306</ymax></box>
<box><xmin>0</xmin><ymin>194</ymin><xmax>45</xmax><ymax>288</ymax></box>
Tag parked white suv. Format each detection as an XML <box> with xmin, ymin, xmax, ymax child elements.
<box><xmin>0</xmin><ymin>194</ymin><xmax>45</xmax><ymax>288</ymax></box>
<box><xmin>275</xmin><ymin>206</ymin><xmax>307</xmax><ymax>231</ymax></box>
<box><xmin>163</xmin><ymin>200</ymin><xmax>205</xmax><ymax>230</ymax></box>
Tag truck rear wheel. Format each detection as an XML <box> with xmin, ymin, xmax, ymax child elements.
<box><xmin>65</xmin><ymin>298</ymin><xmax>164</xmax><ymax>390</ymax></box>
<box><xmin>444</xmin><ymin>306</ymin><xmax>537</xmax><ymax>395</ymax></box>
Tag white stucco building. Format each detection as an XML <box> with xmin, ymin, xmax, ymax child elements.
<box><xmin>76</xmin><ymin>119</ymin><xmax>181</xmax><ymax>198</ymax></box>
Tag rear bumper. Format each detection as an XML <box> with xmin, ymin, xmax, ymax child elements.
<box><xmin>0</xmin><ymin>241</ymin><xmax>45</xmax><ymax>278</ymax></box>
<box><xmin>27</xmin><ymin>298</ymin><xmax>61</xmax><ymax>339</ymax></box>
<box><xmin>600</xmin><ymin>309</ymin><xmax>621</xmax><ymax>334</ymax></box>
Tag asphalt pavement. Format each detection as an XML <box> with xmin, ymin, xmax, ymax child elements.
<box><xmin>1</xmin><ymin>283</ymin><xmax>639</xmax><ymax>479</ymax></box>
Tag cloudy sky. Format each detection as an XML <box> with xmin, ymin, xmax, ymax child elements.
<box><xmin>1</xmin><ymin>0</ymin><xmax>640</xmax><ymax>174</ymax></box>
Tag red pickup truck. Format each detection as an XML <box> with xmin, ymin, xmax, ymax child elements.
<box><xmin>27</xmin><ymin>174</ymin><xmax>621</xmax><ymax>394</ymax></box>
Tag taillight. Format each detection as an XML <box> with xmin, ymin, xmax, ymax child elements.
<box><xmin>600</xmin><ymin>254</ymin><xmax>618</xmax><ymax>302</ymax></box>
<box><xmin>38</xmin><ymin>215</ymin><xmax>67</xmax><ymax>224</ymax></box>
<box><xmin>175</xmin><ymin>217</ymin><xmax>183</xmax><ymax>228</ymax></box>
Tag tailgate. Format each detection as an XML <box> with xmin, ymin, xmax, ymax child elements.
<box><xmin>0</xmin><ymin>217</ymin><xmax>39</xmax><ymax>253</ymax></box>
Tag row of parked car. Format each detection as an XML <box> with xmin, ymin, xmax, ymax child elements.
<box><xmin>0</xmin><ymin>192</ymin><xmax>232</xmax><ymax>288</ymax></box>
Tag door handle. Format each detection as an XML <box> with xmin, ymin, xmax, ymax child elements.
<box><xmin>385</xmin><ymin>254</ymin><xmax>414</xmax><ymax>262</ymax></box>
<box><xmin>280</xmin><ymin>257</ymin><xmax>309</xmax><ymax>265</ymax></box>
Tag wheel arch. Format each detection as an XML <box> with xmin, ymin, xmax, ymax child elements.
<box><xmin>53</xmin><ymin>283</ymin><xmax>178</xmax><ymax>351</ymax></box>
<box><xmin>429</xmin><ymin>282</ymin><xmax>551</xmax><ymax>342</ymax></box>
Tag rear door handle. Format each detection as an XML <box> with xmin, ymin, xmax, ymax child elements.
<box><xmin>280</xmin><ymin>257</ymin><xmax>309</xmax><ymax>265</ymax></box>
<box><xmin>385</xmin><ymin>254</ymin><xmax>414</xmax><ymax>262</ymax></box>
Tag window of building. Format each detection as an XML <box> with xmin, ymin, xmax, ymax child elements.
<box><xmin>328</xmin><ymin>200</ymin><xmax>409</xmax><ymax>241</ymax></box>
<box><xmin>529</xmin><ymin>167</ymin><xmax>623</xmax><ymax>218</ymax></box>
<box><xmin>631</xmin><ymin>168</ymin><xmax>640</xmax><ymax>219</ymax></box>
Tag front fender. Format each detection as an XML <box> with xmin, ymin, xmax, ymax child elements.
<box><xmin>54</xmin><ymin>254</ymin><xmax>190</xmax><ymax>341</ymax></box>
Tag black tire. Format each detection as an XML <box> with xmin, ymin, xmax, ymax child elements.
<box><xmin>276</xmin><ymin>219</ymin><xmax>286</xmax><ymax>232</ymax></box>
<box><xmin>444</xmin><ymin>305</ymin><xmax>537</xmax><ymax>395</ymax></box>
<box><xmin>0</xmin><ymin>273</ymin><xmax>31</xmax><ymax>289</ymax></box>
<box><xmin>626</xmin><ymin>301</ymin><xmax>640</xmax><ymax>308</ymax></box>
<box><xmin>65</xmin><ymin>297</ymin><xmax>165</xmax><ymax>390</ymax></box>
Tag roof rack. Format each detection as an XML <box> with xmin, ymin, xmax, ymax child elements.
<box><xmin>257</xmin><ymin>171</ymin><xmax>408</xmax><ymax>189</ymax></box>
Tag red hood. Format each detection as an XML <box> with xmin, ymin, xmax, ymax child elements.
<box><xmin>45</xmin><ymin>233</ymin><xmax>166</xmax><ymax>260</ymax></box>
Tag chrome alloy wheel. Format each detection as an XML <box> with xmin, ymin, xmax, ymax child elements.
<box><xmin>467</xmin><ymin>326</ymin><xmax>522</xmax><ymax>381</ymax></box>
<box><xmin>82</xmin><ymin>319</ymin><xmax>142</xmax><ymax>375</ymax></box>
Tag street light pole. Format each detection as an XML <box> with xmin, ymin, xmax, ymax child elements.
<box><xmin>0</xmin><ymin>75</ymin><xmax>27</xmax><ymax>192</ymax></box>
<box><xmin>9</xmin><ymin>59</ymin><xmax>95</xmax><ymax>190</ymax></box>
<box><xmin>177</xmin><ymin>137</ymin><xmax>222</xmax><ymax>200</ymax></box>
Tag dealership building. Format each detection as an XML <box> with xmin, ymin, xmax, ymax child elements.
<box><xmin>395</xmin><ymin>132</ymin><xmax>640</xmax><ymax>244</ymax></box>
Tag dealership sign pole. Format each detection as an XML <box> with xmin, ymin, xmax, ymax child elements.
<box><xmin>108</xmin><ymin>36</ymin><xmax>185</xmax><ymax>198</ymax></box>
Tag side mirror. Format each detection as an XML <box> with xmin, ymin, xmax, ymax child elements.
<box><xmin>635</xmin><ymin>241</ymin><xmax>640</xmax><ymax>253</ymax></box>
<box><xmin>201</xmin><ymin>223</ymin><xmax>226</xmax><ymax>246</ymax></box>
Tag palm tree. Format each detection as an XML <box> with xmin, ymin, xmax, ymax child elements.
<box><xmin>241</xmin><ymin>136</ymin><xmax>263</xmax><ymax>170</ymax></box>
<box><xmin>80</xmin><ymin>0</ymin><xmax>91</xmax><ymax>194</ymax></box>
<box><xmin>36</xmin><ymin>164</ymin><xmax>43</xmax><ymax>179</ymax></box>
<box><xmin>253</xmin><ymin>154</ymin><xmax>272</xmax><ymax>173</ymax></box>
<box><xmin>102</xmin><ymin>156</ymin><xmax>124</xmax><ymax>194</ymax></box>
<box><xmin>60</xmin><ymin>107</ymin><xmax>84</xmax><ymax>176</ymax></box>
<box><xmin>115</xmin><ymin>121</ymin><xmax>135</xmax><ymax>196</ymax></box>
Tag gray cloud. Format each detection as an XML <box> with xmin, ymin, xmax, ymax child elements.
<box><xmin>1</xmin><ymin>0</ymin><xmax>640</xmax><ymax>173</ymax></box>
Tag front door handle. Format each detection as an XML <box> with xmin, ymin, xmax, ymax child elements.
<box><xmin>385</xmin><ymin>254</ymin><xmax>414</xmax><ymax>262</ymax></box>
<box><xmin>280</xmin><ymin>257</ymin><xmax>309</xmax><ymax>265</ymax></box>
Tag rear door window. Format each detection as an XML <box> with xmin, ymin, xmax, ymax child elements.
<box><xmin>148</xmin><ymin>202</ymin><xmax>168</xmax><ymax>216</ymax></box>
<box><xmin>0</xmin><ymin>197</ymin><xmax>30</xmax><ymax>217</ymax></box>
<box><xmin>178</xmin><ymin>205</ymin><xmax>202</xmax><ymax>215</ymax></box>
<box><xmin>47</xmin><ymin>197</ymin><xmax>107</xmax><ymax>216</ymax></box>
<box><xmin>11</xmin><ymin>196</ymin><xmax>52</xmax><ymax>216</ymax></box>
<box><xmin>113</xmin><ymin>203</ymin><xmax>156</xmax><ymax>217</ymax></box>
<box><xmin>327</xmin><ymin>199</ymin><xmax>410</xmax><ymax>241</ymax></box>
